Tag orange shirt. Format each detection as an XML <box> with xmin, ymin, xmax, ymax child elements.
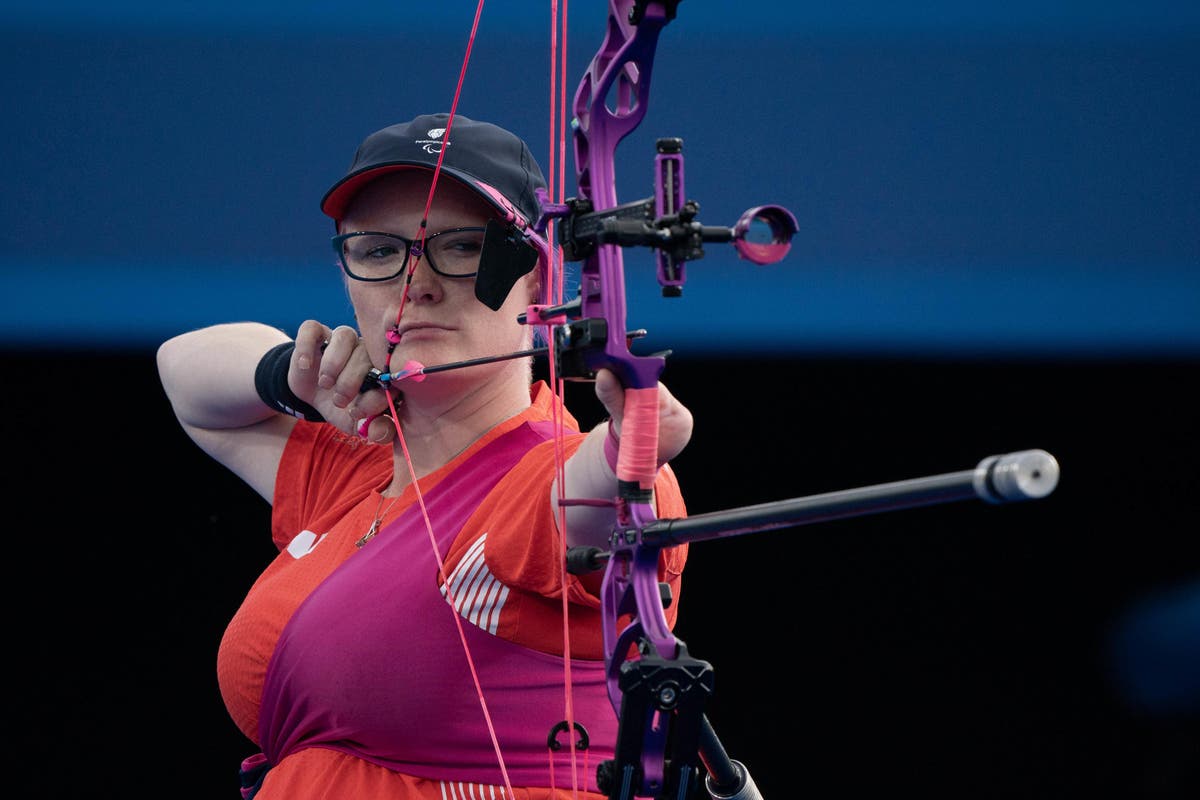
<box><xmin>217</xmin><ymin>383</ymin><xmax>688</xmax><ymax>799</ymax></box>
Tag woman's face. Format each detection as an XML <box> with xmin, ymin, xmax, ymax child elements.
<box><xmin>339</xmin><ymin>171</ymin><xmax>538</xmax><ymax>386</ymax></box>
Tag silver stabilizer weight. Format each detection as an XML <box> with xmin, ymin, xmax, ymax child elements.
<box><xmin>973</xmin><ymin>449</ymin><xmax>1060</xmax><ymax>503</ymax></box>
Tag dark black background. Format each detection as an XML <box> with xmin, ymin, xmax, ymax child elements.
<box><xmin>7</xmin><ymin>349</ymin><xmax>1197</xmax><ymax>798</ymax></box>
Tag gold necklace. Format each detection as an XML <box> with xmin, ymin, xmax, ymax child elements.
<box><xmin>356</xmin><ymin>491</ymin><xmax>401</xmax><ymax>548</ymax></box>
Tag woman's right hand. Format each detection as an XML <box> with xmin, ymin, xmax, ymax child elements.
<box><xmin>290</xmin><ymin>320</ymin><xmax>399</xmax><ymax>443</ymax></box>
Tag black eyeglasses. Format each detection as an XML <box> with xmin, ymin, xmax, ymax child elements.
<box><xmin>331</xmin><ymin>227</ymin><xmax>487</xmax><ymax>282</ymax></box>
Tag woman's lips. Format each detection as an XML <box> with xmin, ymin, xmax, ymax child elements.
<box><xmin>396</xmin><ymin>323</ymin><xmax>450</xmax><ymax>339</ymax></box>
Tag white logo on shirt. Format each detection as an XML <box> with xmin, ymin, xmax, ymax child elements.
<box><xmin>286</xmin><ymin>529</ymin><xmax>327</xmax><ymax>559</ymax></box>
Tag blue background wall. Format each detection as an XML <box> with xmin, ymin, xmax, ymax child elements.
<box><xmin>2</xmin><ymin>1</ymin><xmax>1197</xmax><ymax>355</ymax></box>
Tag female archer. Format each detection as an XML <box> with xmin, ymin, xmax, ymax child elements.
<box><xmin>156</xmin><ymin>112</ymin><xmax>694</xmax><ymax>799</ymax></box>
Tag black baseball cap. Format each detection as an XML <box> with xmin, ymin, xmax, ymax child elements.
<box><xmin>321</xmin><ymin>113</ymin><xmax>547</xmax><ymax>229</ymax></box>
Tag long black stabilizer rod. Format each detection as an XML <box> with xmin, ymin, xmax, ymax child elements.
<box><xmin>636</xmin><ymin>449</ymin><xmax>1059</xmax><ymax>549</ymax></box>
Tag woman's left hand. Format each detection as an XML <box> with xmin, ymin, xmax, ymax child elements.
<box><xmin>593</xmin><ymin>367</ymin><xmax>694</xmax><ymax>467</ymax></box>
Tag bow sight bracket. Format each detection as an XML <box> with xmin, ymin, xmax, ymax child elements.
<box><xmin>552</xmin><ymin>137</ymin><xmax>797</xmax><ymax>299</ymax></box>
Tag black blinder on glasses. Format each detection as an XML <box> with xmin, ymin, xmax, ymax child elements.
<box><xmin>474</xmin><ymin>219</ymin><xmax>539</xmax><ymax>311</ymax></box>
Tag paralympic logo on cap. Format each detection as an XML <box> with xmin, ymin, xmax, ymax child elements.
<box><xmin>417</xmin><ymin>127</ymin><xmax>450</xmax><ymax>154</ymax></box>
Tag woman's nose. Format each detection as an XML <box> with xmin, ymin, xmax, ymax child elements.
<box><xmin>404</xmin><ymin>253</ymin><xmax>445</xmax><ymax>302</ymax></box>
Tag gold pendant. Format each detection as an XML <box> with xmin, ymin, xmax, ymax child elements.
<box><xmin>356</xmin><ymin>518</ymin><xmax>381</xmax><ymax>548</ymax></box>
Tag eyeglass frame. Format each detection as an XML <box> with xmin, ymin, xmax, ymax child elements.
<box><xmin>331</xmin><ymin>226</ymin><xmax>489</xmax><ymax>282</ymax></box>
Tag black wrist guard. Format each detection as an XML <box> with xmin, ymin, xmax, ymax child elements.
<box><xmin>254</xmin><ymin>341</ymin><xmax>326</xmax><ymax>422</ymax></box>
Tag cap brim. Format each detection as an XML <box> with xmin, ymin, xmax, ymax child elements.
<box><xmin>320</xmin><ymin>163</ymin><xmax>508</xmax><ymax>223</ymax></box>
